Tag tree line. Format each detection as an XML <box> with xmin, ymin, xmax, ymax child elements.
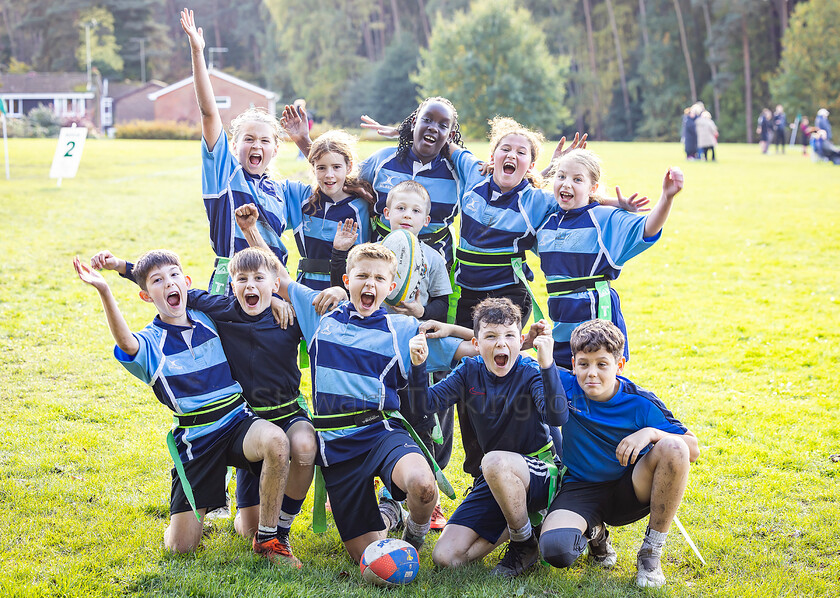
<box><xmin>1</xmin><ymin>0</ymin><xmax>837</xmax><ymax>141</ymax></box>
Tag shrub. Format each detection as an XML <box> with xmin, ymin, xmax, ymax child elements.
<box><xmin>115</xmin><ymin>120</ymin><xmax>201</xmax><ymax>140</ymax></box>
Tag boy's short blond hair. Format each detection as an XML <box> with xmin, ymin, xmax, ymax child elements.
<box><xmin>229</xmin><ymin>247</ymin><xmax>282</xmax><ymax>278</ymax></box>
<box><xmin>570</xmin><ymin>319</ymin><xmax>625</xmax><ymax>361</ymax></box>
<box><xmin>346</xmin><ymin>243</ymin><xmax>397</xmax><ymax>279</ymax></box>
<box><xmin>133</xmin><ymin>249</ymin><xmax>182</xmax><ymax>292</ymax></box>
<box><xmin>472</xmin><ymin>297</ymin><xmax>522</xmax><ymax>337</ymax></box>
<box><xmin>386</xmin><ymin>180</ymin><xmax>432</xmax><ymax>215</ymax></box>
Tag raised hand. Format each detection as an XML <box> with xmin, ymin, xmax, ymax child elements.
<box><xmin>73</xmin><ymin>256</ymin><xmax>109</xmax><ymax>292</ymax></box>
<box><xmin>360</xmin><ymin>115</ymin><xmax>399</xmax><ymax>139</ymax></box>
<box><xmin>180</xmin><ymin>8</ymin><xmax>205</xmax><ymax>52</ymax></box>
<box><xmin>235</xmin><ymin>203</ymin><xmax>260</xmax><ymax>231</ymax></box>
<box><xmin>551</xmin><ymin>133</ymin><xmax>588</xmax><ymax>164</ymax></box>
<box><xmin>662</xmin><ymin>167</ymin><xmax>685</xmax><ymax>200</ymax></box>
<box><xmin>280</xmin><ymin>104</ymin><xmax>308</xmax><ymax>140</ymax></box>
<box><xmin>90</xmin><ymin>250</ymin><xmax>123</xmax><ymax>272</ymax></box>
<box><xmin>530</xmin><ymin>319</ymin><xmax>555</xmax><ymax>368</ymax></box>
<box><xmin>614</xmin><ymin>187</ymin><xmax>651</xmax><ymax>213</ymax></box>
<box><xmin>333</xmin><ymin>218</ymin><xmax>358</xmax><ymax>251</ymax></box>
<box><xmin>409</xmin><ymin>333</ymin><xmax>429</xmax><ymax>366</ymax></box>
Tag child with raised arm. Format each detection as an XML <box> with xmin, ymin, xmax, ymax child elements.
<box><xmin>181</xmin><ymin>8</ymin><xmax>294</xmax><ymax>278</ymax></box>
<box><xmin>283</xmin><ymin>97</ymin><xmax>464</xmax><ymax>265</ymax></box>
<box><xmin>237</xmin><ymin>217</ymin><xmax>475</xmax><ymax>565</ymax></box>
<box><xmin>90</xmin><ymin>248</ymin><xmax>346</xmax><ymax>559</ymax></box>
<box><xmin>409</xmin><ymin>299</ymin><xmax>568</xmax><ymax>578</ymax></box>
<box><xmin>331</xmin><ymin>180</ymin><xmax>454</xmax><ymax>530</ymax></box>
<box><xmin>73</xmin><ymin>251</ymin><xmax>300</xmax><ymax>567</ymax></box>
<box><xmin>538</xmin><ymin>319</ymin><xmax>699</xmax><ymax>588</ymax></box>
<box><xmin>536</xmin><ymin>149</ymin><xmax>683</xmax><ymax>368</ymax></box>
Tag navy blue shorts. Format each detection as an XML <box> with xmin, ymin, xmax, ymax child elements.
<box><xmin>170</xmin><ymin>416</ymin><xmax>260</xmax><ymax>515</ymax></box>
<box><xmin>547</xmin><ymin>462</ymin><xmax>649</xmax><ymax>530</ymax></box>
<box><xmin>447</xmin><ymin>455</ymin><xmax>555</xmax><ymax>544</ymax></box>
<box><xmin>235</xmin><ymin>413</ymin><xmax>311</xmax><ymax>509</ymax></box>
<box><xmin>322</xmin><ymin>428</ymin><xmax>425</xmax><ymax>541</ymax></box>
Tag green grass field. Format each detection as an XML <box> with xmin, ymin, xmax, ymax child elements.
<box><xmin>1</xmin><ymin>137</ymin><xmax>838</xmax><ymax>597</ymax></box>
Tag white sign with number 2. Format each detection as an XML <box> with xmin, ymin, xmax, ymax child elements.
<box><xmin>50</xmin><ymin>125</ymin><xmax>88</xmax><ymax>182</ymax></box>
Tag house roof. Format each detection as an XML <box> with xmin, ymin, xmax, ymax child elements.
<box><xmin>0</xmin><ymin>72</ymin><xmax>90</xmax><ymax>94</ymax></box>
<box><xmin>147</xmin><ymin>68</ymin><xmax>276</xmax><ymax>101</ymax></box>
<box><xmin>108</xmin><ymin>80</ymin><xmax>166</xmax><ymax>101</ymax></box>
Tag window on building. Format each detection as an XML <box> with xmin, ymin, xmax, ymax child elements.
<box><xmin>215</xmin><ymin>96</ymin><xmax>231</xmax><ymax>109</ymax></box>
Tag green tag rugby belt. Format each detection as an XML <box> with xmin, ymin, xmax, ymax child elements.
<box><xmin>373</xmin><ymin>216</ymin><xmax>452</xmax><ymax>245</ymax></box>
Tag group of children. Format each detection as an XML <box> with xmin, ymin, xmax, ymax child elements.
<box><xmin>73</xmin><ymin>6</ymin><xmax>699</xmax><ymax>590</ymax></box>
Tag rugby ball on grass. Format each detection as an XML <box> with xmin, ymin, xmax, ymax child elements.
<box><xmin>381</xmin><ymin>229</ymin><xmax>425</xmax><ymax>307</ymax></box>
<box><xmin>360</xmin><ymin>538</ymin><xmax>419</xmax><ymax>587</ymax></box>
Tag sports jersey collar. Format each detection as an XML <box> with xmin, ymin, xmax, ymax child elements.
<box><xmin>559</xmin><ymin>201</ymin><xmax>599</xmax><ymax>216</ymax></box>
<box><xmin>242</xmin><ymin>169</ymin><xmax>271</xmax><ymax>185</ymax></box>
<box><xmin>347</xmin><ymin>303</ymin><xmax>387</xmax><ymax>321</ymax></box>
<box><xmin>488</xmin><ymin>177</ymin><xmax>529</xmax><ymax>201</ymax></box>
<box><xmin>318</xmin><ymin>189</ymin><xmax>355</xmax><ymax>207</ymax></box>
<box><xmin>153</xmin><ymin>312</ymin><xmax>197</xmax><ymax>332</ymax></box>
<box><xmin>407</xmin><ymin>148</ymin><xmax>444</xmax><ymax>173</ymax></box>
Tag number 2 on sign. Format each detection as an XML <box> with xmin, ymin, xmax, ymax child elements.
<box><xmin>64</xmin><ymin>141</ymin><xmax>75</xmax><ymax>157</ymax></box>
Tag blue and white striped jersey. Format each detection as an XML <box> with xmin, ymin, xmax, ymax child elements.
<box><xmin>284</xmin><ymin>181</ymin><xmax>371</xmax><ymax>290</ymax></box>
<box><xmin>359</xmin><ymin>146</ymin><xmax>460</xmax><ymax>261</ymax></box>
<box><xmin>288</xmin><ymin>282</ymin><xmax>461</xmax><ymax>466</ymax></box>
<box><xmin>201</xmin><ymin>131</ymin><xmax>290</xmax><ymax>269</ymax></box>
<box><xmin>451</xmin><ymin>148</ymin><xmax>557</xmax><ymax>291</ymax></box>
<box><xmin>114</xmin><ymin>309</ymin><xmax>250</xmax><ymax>462</ymax></box>
<box><xmin>536</xmin><ymin>202</ymin><xmax>660</xmax><ymax>367</ymax></box>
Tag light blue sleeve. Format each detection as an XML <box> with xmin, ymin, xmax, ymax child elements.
<box><xmin>450</xmin><ymin>149</ymin><xmax>486</xmax><ymax>199</ymax></box>
<box><xmin>287</xmin><ymin>281</ymin><xmax>323</xmax><ymax>343</ymax></box>
<box><xmin>354</xmin><ymin>199</ymin><xmax>372</xmax><ymax>243</ymax></box>
<box><xmin>359</xmin><ymin>150</ymin><xmax>384</xmax><ymax>185</ymax></box>
<box><xmin>427</xmin><ymin>336</ymin><xmax>462</xmax><ymax>373</ymax></box>
<box><xmin>201</xmin><ymin>130</ymin><xmax>236</xmax><ymax>195</ymax></box>
<box><xmin>114</xmin><ymin>328</ymin><xmax>158</xmax><ymax>385</ymax></box>
<box><xmin>595</xmin><ymin>206</ymin><xmax>661</xmax><ymax>266</ymax></box>
<box><xmin>393</xmin><ymin>316</ymin><xmax>462</xmax><ymax>374</ymax></box>
<box><xmin>283</xmin><ymin>180</ymin><xmax>314</xmax><ymax>230</ymax></box>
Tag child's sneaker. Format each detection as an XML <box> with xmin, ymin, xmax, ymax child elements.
<box><xmin>587</xmin><ymin>524</ymin><xmax>617</xmax><ymax>568</ymax></box>
<box><xmin>401</xmin><ymin>526</ymin><xmax>426</xmax><ymax>552</ymax></box>
<box><xmin>490</xmin><ymin>534</ymin><xmax>540</xmax><ymax>578</ymax></box>
<box><xmin>429</xmin><ymin>503</ymin><xmax>447</xmax><ymax>531</ymax></box>
<box><xmin>635</xmin><ymin>545</ymin><xmax>666</xmax><ymax>588</ymax></box>
<box><xmin>253</xmin><ymin>536</ymin><xmax>302</xmax><ymax>569</ymax></box>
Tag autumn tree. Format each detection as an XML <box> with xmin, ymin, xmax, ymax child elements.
<box><xmin>770</xmin><ymin>0</ymin><xmax>840</xmax><ymax>120</ymax></box>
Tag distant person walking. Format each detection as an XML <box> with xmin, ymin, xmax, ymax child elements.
<box><xmin>773</xmin><ymin>105</ymin><xmax>787</xmax><ymax>154</ymax></box>
<box><xmin>757</xmin><ymin>109</ymin><xmax>772</xmax><ymax>154</ymax></box>
<box><xmin>696</xmin><ymin>111</ymin><xmax>718</xmax><ymax>161</ymax></box>
<box><xmin>682</xmin><ymin>105</ymin><xmax>698</xmax><ymax>160</ymax></box>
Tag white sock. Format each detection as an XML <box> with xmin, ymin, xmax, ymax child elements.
<box><xmin>509</xmin><ymin>521</ymin><xmax>533</xmax><ymax>543</ymax></box>
<box><xmin>643</xmin><ymin>526</ymin><xmax>668</xmax><ymax>551</ymax></box>
<box><xmin>405</xmin><ymin>515</ymin><xmax>431</xmax><ymax>538</ymax></box>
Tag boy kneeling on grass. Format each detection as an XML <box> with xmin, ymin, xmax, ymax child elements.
<box><xmin>539</xmin><ymin>319</ymin><xmax>699</xmax><ymax>588</ymax></box>
<box><xmin>408</xmin><ymin>298</ymin><xmax>569</xmax><ymax>578</ymax></box>
<box><xmin>73</xmin><ymin>251</ymin><xmax>299</xmax><ymax>567</ymax></box>
<box><xmin>237</xmin><ymin>214</ymin><xmax>475</xmax><ymax>563</ymax></box>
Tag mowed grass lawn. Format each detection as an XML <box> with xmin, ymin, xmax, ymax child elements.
<box><xmin>0</xmin><ymin>137</ymin><xmax>838</xmax><ymax>598</ymax></box>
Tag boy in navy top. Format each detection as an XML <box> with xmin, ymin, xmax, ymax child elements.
<box><xmin>409</xmin><ymin>299</ymin><xmax>568</xmax><ymax>577</ymax></box>
<box><xmin>538</xmin><ymin>319</ymin><xmax>699</xmax><ymax>588</ymax></box>
<box><xmin>73</xmin><ymin>251</ymin><xmax>300</xmax><ymax>567</ymax></box>
<box><xmin>90</xmin><ymin>247</ymin><xmax>346</xmax><ymax>560</ymax></box>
